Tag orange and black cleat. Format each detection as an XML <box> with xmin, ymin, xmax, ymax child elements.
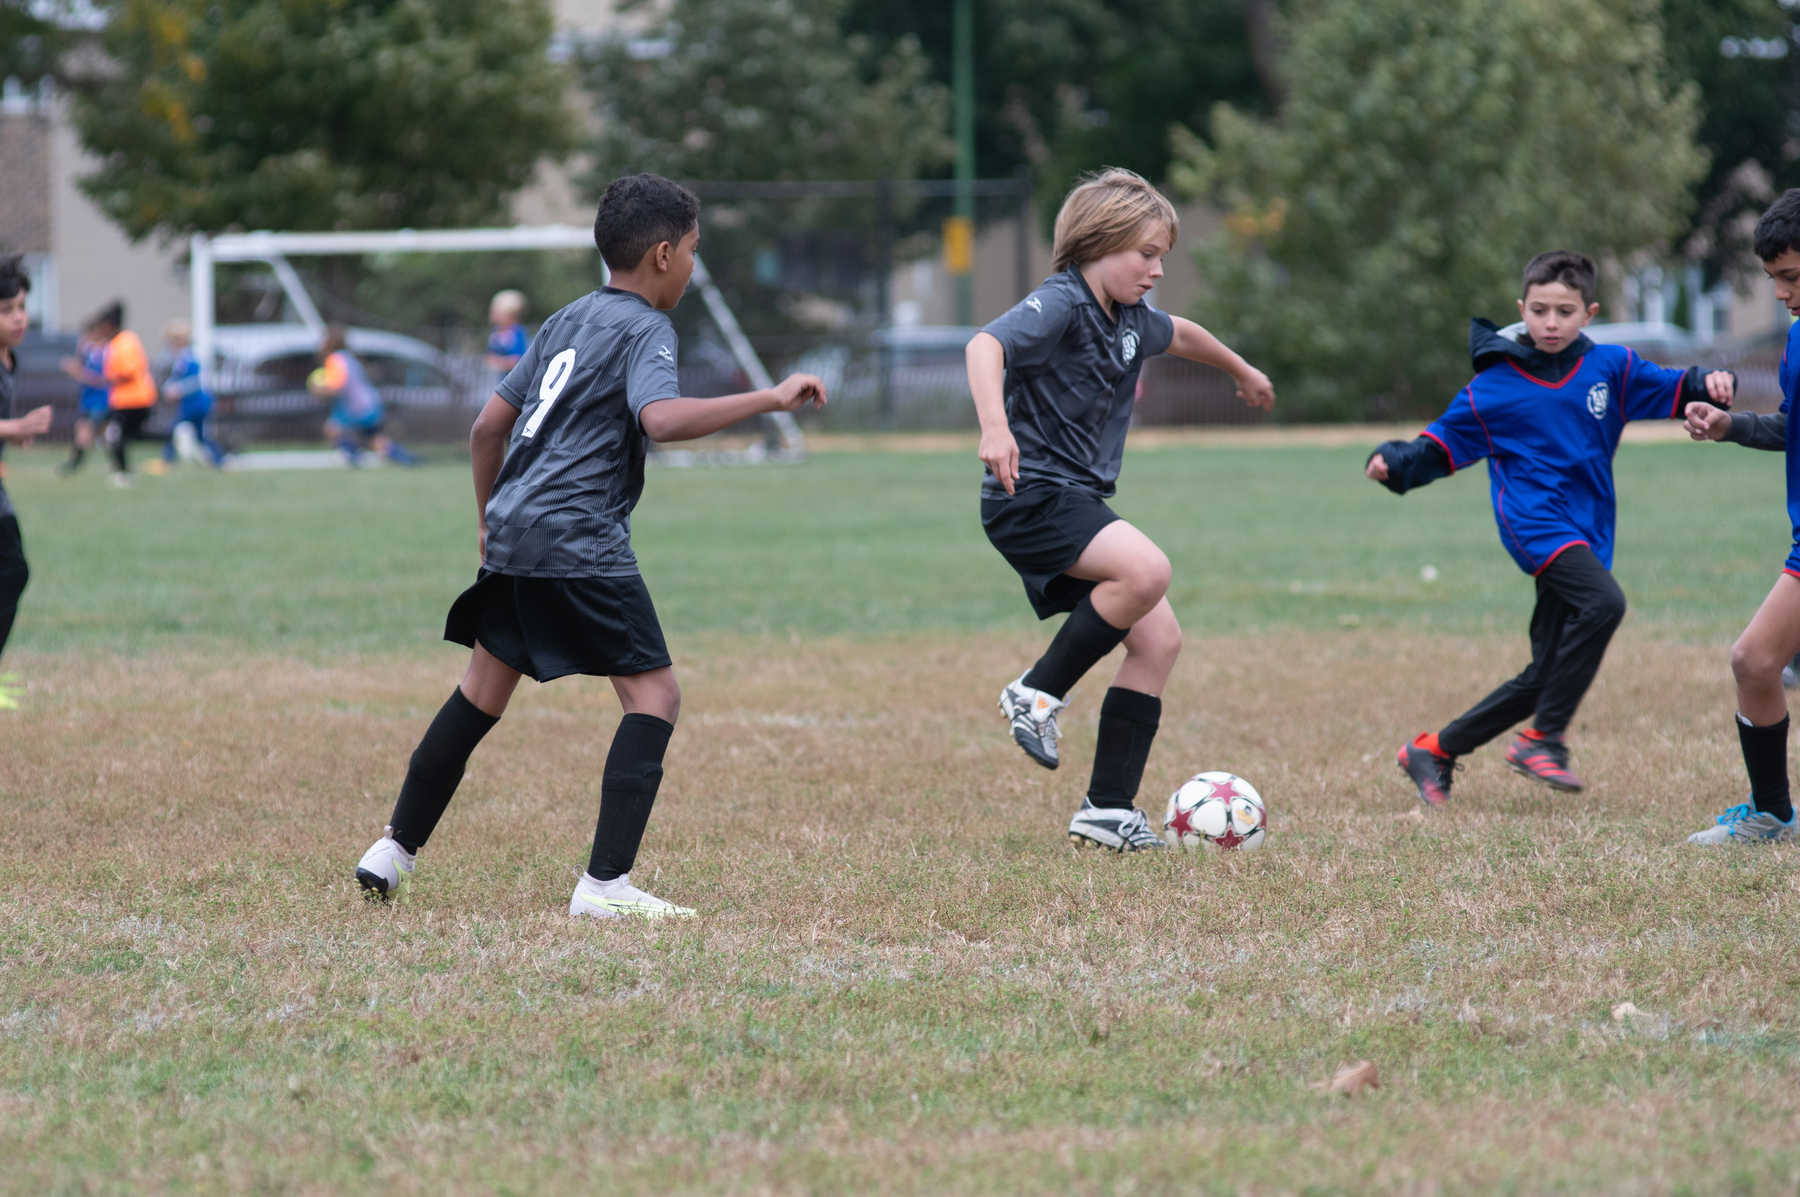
<box><xmin>1396</xmin><ymin>732</ymin><xmax>1458</xmax><ymax>808</ymax></box>
<box><xmin>1503</xmin><ymin>728</ymin><xmax>1584</xmax><ymax>792</ymax></box>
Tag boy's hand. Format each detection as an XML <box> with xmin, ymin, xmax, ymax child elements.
<box><xmin>979</xmin><ymin>427</ymin><xmax>1021</xmax><ymax>495</ymax></box>
<box><xmin>1704</xmin><ymin>370</ymin><xmax>1735</xmax><ymax>406</ymax></box>
<box><xmin>769</xmin><ymin>373</ymin><xmax>827</xmax><ymax>412</ymax></box>
<box><xmin>478</xmin><ymin>521</ymin><xmax>488</xmax><ymax>560</ymax></box>
<box><xmin>1234</xmin><ymin>366</ymin><xmax>1276</xmax><ymax>410</ymax></box>
<box><xmin>1365</xmin><ymin>452</ymin><xmax>1389</xmax><ymax>482</ymax></box>
<box><xmin>5</xmin><ymin>405</ymin><xmax>53</xmax><ymax>445</ymax></box>
<box><xmin>1683</xmin><ymin>402</ymin><xmax>1732</xmax><ymax>442</ymax></box>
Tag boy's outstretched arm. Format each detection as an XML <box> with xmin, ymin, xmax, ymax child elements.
<box><xmin>638</xmin><ymin>373</ymin><xmax>826</xmax><ymax>444</ymax></box>
<box><xmin>0</xmin><ymin>405</ymin><xmax>53</xmax><ymax>444</ymax></box>
<box><xmin>968</xmin><ymin>331</ymin><xmax>1019</xmax><ymax>495</ymax></box>
<box><xmin>1366</xmin><ymin>437</ymin><xmax>1452</xmax><ymax>494</ymax></box>
<box><xmin>1167</xmin><ymin>317</ymin><xmax>1275</xmax><ymax>410</ymax></box>
<box><xmin>1686</xmin><ymin>400</ymin><xmax>1786</xmax><ymax>450</ymax></box>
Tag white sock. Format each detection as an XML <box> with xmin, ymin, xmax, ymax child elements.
<box><xmin>583</xmin><ymin>872</ymin><xmax>632</xmax><ymax>896</ymax></box>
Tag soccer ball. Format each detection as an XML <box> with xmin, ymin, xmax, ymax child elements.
<box><xmin>1163</xmin><ymin>772</ymin><xmax>1267</xmax><ymax>850</ymax></box>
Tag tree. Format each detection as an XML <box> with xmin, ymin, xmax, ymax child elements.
<box><xmin>1659</xmin><ymin>0</ymin><xmax>1796</xmax><ymax>281</ymax></box>
<box><xmin>71</xmin><ymin>0</ymin><xmax>575</xmax><ymax>240</ymax></box>
<box><xmin>583</xmin><ymin>0</ymin><xmax>949</xmax><ymax>184</ymax></box>
<box><xmin>843</xmin><ymin>0</ymin><xmax>1268</xmax><ymax>206</ymax></box>
<box><xmin>0</xmin><ymin>0</ymin><xmax>69</xmax><ymax>87</ymax></box>
<box><xmin>1172</xmin><ymin>0</ymin><xmax>1706</xmax><ymax>421</ymax></box>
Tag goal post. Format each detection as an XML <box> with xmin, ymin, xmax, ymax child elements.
<box><xmin>189</xmin><ymin>226</ymin><xmax>805</xmax><ymax>456</ymax></box>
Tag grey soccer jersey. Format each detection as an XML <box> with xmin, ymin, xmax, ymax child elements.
<box><xmin>483</xmin><ymin>288</ymin><xmax>682</xmax><ymax>577</ymax></box>
<box><xmin>980</xmin><ymin>266</ymin><xmax>1175</xmax><ymax>499</ymax></box>
<box><xmin>0</xmin><ymin>353</ymin><xmax>14</xmax><ymax>518</ymax></box>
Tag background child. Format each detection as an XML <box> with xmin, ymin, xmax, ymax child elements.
<box><xmin>0</xmin><ymin>257</ymin><xmax>56</xmax><ymax>709</ymax></box>
<box><xmin>308</xmin><ymin>326</ymin><xmax>417</xmax><ymax>466</ymax></box>
<box><xmin>1370</xmin><ymin>251</ymin><xmax>1735</xmax><ymax>805</ymax></box>
<box><xmin>58</xmin><ymin>317</ymin><xmax>110</xmax><ymax>474</ymax></box>
<box><xmin>156</xmin><ymin>319</ymin><xmax>226</xmax><ymax>469</ymax></box>
<box><xmin>352</xmin><ymin>173</ymin><xmax>825</xmax><ymax>919</ymax></box>
<box><xmin>969</xmin><ymin>169</ymin><xmax>1276</xmax><ymax>853</ymax></box>
<box><xmin>93</xmin><ymin>302</ymin><xmax>156</xmax><ymax>487</ymax></box>
<box><xmin>1680</xmin><ymin>188</ymin><xmax>1800</xmax><ymax>844</ymax></box>
<box><xmin>486</xmin><ymin>290</ymin><xmax>528</xmax><ymax>376</ymax></box>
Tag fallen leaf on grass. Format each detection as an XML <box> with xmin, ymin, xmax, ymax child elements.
<box><xmin>1611</xmin><ymin>1001</ymin><xmax>1649</xmax><ymax>1022</ymax></box>
<box><xmin>1311</xmin><ymin>1060</ymin><xmax>1380</xmax><ymax>1097</ymax></box>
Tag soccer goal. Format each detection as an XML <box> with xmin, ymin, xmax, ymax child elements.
<box><xmin>188</xmin><ymin>226</ymin><xmax>806</xmax><ymax>462</ymax></box>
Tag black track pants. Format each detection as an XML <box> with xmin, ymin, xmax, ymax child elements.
<box><xmin>1437</xmin><ymin>544</ymin><xmax>1625</xmax><ymax>755</ymax></box>
<box><xmin>0</xmin><ymin>515</ymin><xmax>24</xmax><ymax>660</ymax></box>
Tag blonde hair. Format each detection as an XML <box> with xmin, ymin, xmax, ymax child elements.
<box><xmin>490</xmin><ymin>289</ymin><xmax>526</xmax><ymax>319</ymax></box>
<box><xmin>1051</xmin><ymin>169</ymin><xmax>1178</xmax><ymax>273</ymax></box>
<box><xmin>162</xmin><ymin>318</ymin><xmax>191</xmax><ymax>343</ymax></box>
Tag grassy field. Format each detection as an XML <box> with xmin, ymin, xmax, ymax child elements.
<box><xmin>1</xmin><ymin>438</ymin><xmax>1798</xmax><ymax>1194</ymax></box>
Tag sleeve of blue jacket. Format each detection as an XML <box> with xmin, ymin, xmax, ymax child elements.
<box><xmin>1620</xmin><ymin>353</ymin><xmax>1733</xmax><ymax>421</ymax></box>
<box><xmin>1367</xmin><ymin>437</ymin><xmax>1451</xmax><ymax>495</ymax></box>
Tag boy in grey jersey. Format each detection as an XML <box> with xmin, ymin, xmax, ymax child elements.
<box><xmin>971</xmin><ymin>171</ymin><xmax>1275</xmax><ymax>851</ymax></box>
<box><xmin>0</xmin><ymin>258</ymin><xmax>54</xmax><ymax>709</ymax></box>
<box><xmin>353</xmin><ymin>174</ymin><xmax>825</xmax><ymax>918</ymax></box>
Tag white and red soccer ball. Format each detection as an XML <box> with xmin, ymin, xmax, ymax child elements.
<box><xmin>1163</xmin><ymin>772</ymin><xmax>1267</xmax><ymax>850</ymax></box>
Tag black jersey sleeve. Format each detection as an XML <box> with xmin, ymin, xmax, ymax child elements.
<box><xmin>1723</xmin><ymin>411</ymin><xmax>1787</xmax><ymax>452</ymax></box>
<box><xmin>982</xmin><ymin>283</ymin><xmax>1077</xmax><ymax>370</ymax></box>
<box><xmin>1369</xmin><ymin>436</ymin><xmax>1452</xmax><ymax>494</ymax></box>
<box><xmin>1678</xmin><ymin>366</ymin><xmax>1735</xmax><ymax>416</ymax></box>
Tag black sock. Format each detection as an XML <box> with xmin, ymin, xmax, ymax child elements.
<box><xmin>1738</xmin><ymin>713</ymin><xmax>1793</xmax><ymax>822</ymax></box>
<box><xmin>1087</xmin><ymin>687</ymin><xmax>1161</xmax><ymax>809</ymax></box>
<box><xmin>1022</xmin><ymin>595</ymin><xmax>1130</xmax><ymax>699</ymax></box>
<box><xmin>67</xmin><ymin>445</ymin><xmax>84</xmax><ymax>468</ymax></box>
<box><xmin>388</xmin><ymin>688</ymin><xmax>500</xmax><ymax>853</ymax></box>
<box><xmin>589</xmin><ymin>713</ymin><xmax>675</xmax><ymax>880</ymax></box>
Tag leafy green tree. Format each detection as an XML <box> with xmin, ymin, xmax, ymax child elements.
<box><xmin>71</xmin><ymin>0</ymin><xmax>574</xmax><ymax>239</ymax></box>
<box><xmin>0</xmin><ymin>0</ymin><xmax>69</xmax><ymax>86</ymax></box>
<box><xmin>1173</xmin><ymin>0</ymin><xmax>1706</xmax><ymax>421</ymax></box>
<box><xmin>583</xmin><ymin>0</ymin><xmax>949</xmax><ymax>184</ymax></box>
<box><xmin>843</xmin><ymin>0</ymin><xmax>1268</xmax><ymax>206</ymax></box>
<box><xmin>1659</xmin><ymin>0</ymin><xmax>1796</xmax><ymax>279</ymax></box>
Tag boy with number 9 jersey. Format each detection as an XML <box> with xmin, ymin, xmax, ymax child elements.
<box><xmin>351</xmin><ymin>174</ymin><xmax>825</xmax><ymax>918</ymax></box>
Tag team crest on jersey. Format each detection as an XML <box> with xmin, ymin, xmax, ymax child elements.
<box><xmin>656</xmin><ymin>344</ymin><xmax>674</xmax><ymax>362</ymax></box>
<box><xmin>1122</xmin><ymin>330</ymin><xmax>1139</xmax><ymax>362</ymax></box>
<box><xmin>1586</xmin><ymin>382</ymin><xmax>1609</xmax><ymax>419</ymax></box>
<box><xmin>1025</xmin><ymin>296</ymin><xmax>1043</xmax><ymax>313</ymax></box>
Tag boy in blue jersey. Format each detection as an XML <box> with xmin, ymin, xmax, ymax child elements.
<box><xmin>156</xmin><ymin>320</ymin><xmax>225</xmax><ymax>469</ymax></box>
<box><xmin>1678</xmin><ymin>189</ymin><xmax>1800</xmax><ymax>844</ymax></box>
<box><xmin>1369</xmin><ymin>251</ymin><xmax>1736</xmax><ymax>804</ymax></box>
<box><xmin>972</xmin><ymin>170</ymin><xmax>1276</xmax><ymax>851</ymax></box>
<box><xmin>350</xmin><ymin>174</ymin><xmax>826</xmax><ymax>917</ymax></box>
<box><xmin>486</xmin><ymin>290</ymin><xmax>529</xmax><ymax>375</ymax></box>
<box><xmin>58</xmin><ymin>317</ymin><xmax>109</xmax><ymax>473</ymax></box>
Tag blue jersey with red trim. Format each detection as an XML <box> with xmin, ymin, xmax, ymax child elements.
<box><xmin>1424</xmin><ymin>330</ymin><xmax>1689</xmax><ymax>575</ymax></box>
<box><xmin>1777</xmin><ymin>321</ymin><xmax>1800</xmax><ymax>576</ymax></box>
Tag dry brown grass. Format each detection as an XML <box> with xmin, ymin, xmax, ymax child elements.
<box><xmin>2</xmin><ymin>628</ymin><xmax>1797</xmax><ymax>1194</ymax></box>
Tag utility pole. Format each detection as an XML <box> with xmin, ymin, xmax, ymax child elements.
<box><xmin>949</xmin><ymin>0</ymin><xmax>975</xmax><ymax>326</ymax></box>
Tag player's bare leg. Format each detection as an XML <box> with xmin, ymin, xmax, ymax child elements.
<box><xmin>1692</xmin><ymin>574</ymin><xmax>1800</xmax><ymax>844</ymax></box>
<box><xmin>458</xmin><ymin>641</ymin><xmax>522</xmax><ymax>716</ymax></box>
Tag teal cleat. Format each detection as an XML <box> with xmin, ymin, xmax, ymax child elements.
<box><xmin>1687</xmin><ymin>802</ymin><xmax>1798</xmax><ymax>846</ymax></box>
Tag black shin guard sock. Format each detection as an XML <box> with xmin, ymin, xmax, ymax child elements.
<box><xmin>1022</xmin><ymin>595</ymin><xmax>1131</xmax><ymax>699</ymax></box>
<box><xmin>387</xmin><ymin>688</ymin><xmax>501</xmax><ymax>853</ymax></box>
<box><xmin>1738</xmin><ymin>713</ymin><xmax>1794</xmax><ymax>822</ymax></box>
<box><xmin>588</xmin><ymin>713</ymin><xmax>676</xmax><ymax>880</ymax></box>
<box><xmin>1087</xmin><ymin>688</ymin><xmax>1162</xmax><ymax>809</ymax></box>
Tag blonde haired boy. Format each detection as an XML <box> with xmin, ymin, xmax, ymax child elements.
<box><xmin>969</xmin><ymin>169</ymin><xmax>1276</xmax><ymax>851</ymax></box>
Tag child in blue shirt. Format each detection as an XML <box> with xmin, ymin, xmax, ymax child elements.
<box><xmin>1368</xmin><ymin>250</ymin><xmax>1735</xmax><ymax>804</ymax></box>
<box><xmin>1678</xmin><ymin>189</ymin><xmax>1800</xmax><ymax>844</ymax></box>
<box><xmin>58</xmin><ymin>318</ymin><xmax>109</xmax><ymax>473</ymax></box>
<box><xmin>158</xmin><ymin>320</ymin><xmax>225</xmax><ymax>468</ymax></box>
<box><xmin>486</xmin><ymin>290</ymin><xmax>528</xmax><ymax>376</ymax></box>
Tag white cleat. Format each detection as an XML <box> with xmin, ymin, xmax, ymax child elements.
<box><xmin>998</xmin><ymin>673</ymin><xmax>1067</xmax><ymax>769</ymax></box>
<box><xmin>354</xmin><ymin>827</ymin><xmax>415</xmax><ymax>900</ymax></box>
<box><xmin>1068</xmin><ymin>798</ymin><xmax>1168</xmax><ymax>852</ymax></box>
<box><xmin>1687</xmin><ymin>802</ymin><xmax>1798</xmax><ymax>846</ymax></box>
<box><xmin>569</xmin><ymin>872</ymin><xmax>697</xmax><ymax>921</ymax></box>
